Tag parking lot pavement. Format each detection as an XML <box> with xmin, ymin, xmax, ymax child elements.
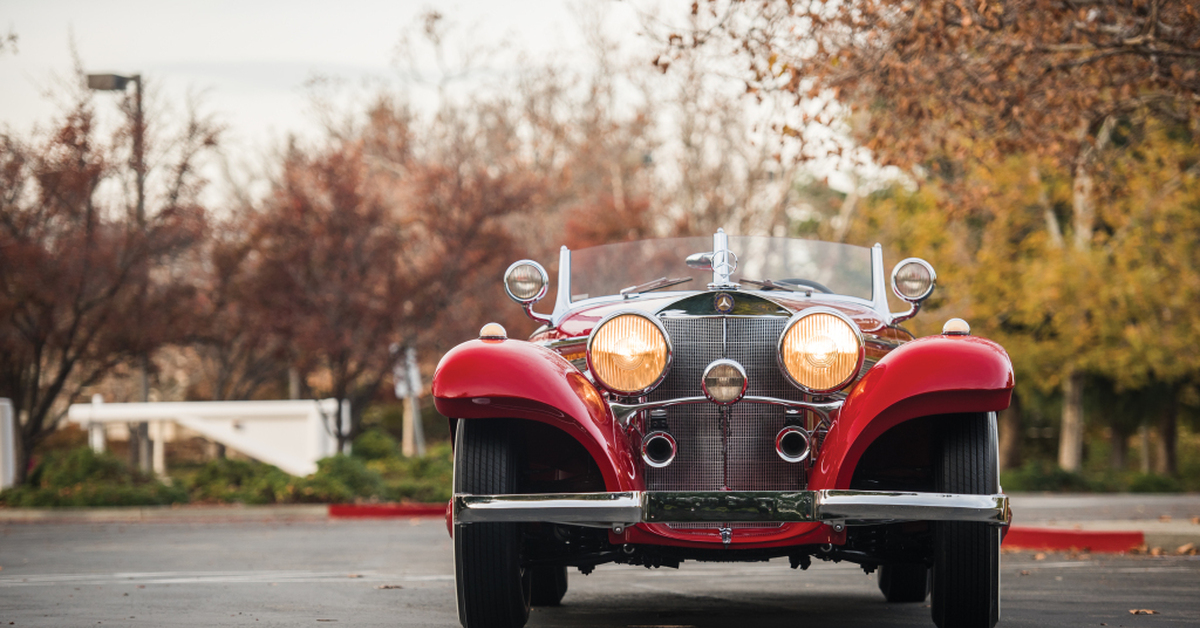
<box><xmin>2</xmin><ymin>517</ymin><xmax>1200</xmax><ymax>628</ymax></box>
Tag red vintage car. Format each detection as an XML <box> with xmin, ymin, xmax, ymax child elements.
<box><xmin>434</xmin><ymin>231</ymin><xmax>1012</xmax><ymax>628</ymax></box>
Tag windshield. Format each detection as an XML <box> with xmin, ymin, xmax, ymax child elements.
<box><xmin>569</xmin><ymin>236</ymin><xmax>874</xmax><ymax>302</ymax></box>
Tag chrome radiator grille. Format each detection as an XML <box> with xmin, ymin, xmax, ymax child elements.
<box><xmin>645</xmin><ymin>316</ymin><xmax>808</xmax><ymax>493</ymax></box>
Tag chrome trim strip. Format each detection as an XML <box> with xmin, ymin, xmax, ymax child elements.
<box><xmin>455</xmin><ymin>491</ymin><xmax>643</xmax><ymax>527</ymax></box>
<box><xmin>816</xmin><ymin>490</ymin><xmax>1007</xmax><ymax>523</ymax></box>
<box><xmin>453</xmin><ymin>490</ymin><xmax>1009</xmax><ymax>527</ymax></box>
<box><xmin>870</xmin><ymin>243</ymin><xmax>889</xmax><ymax>318</ymax></box>
<box><xmin>551</xmin><ymin>245</ymin><xmax>572</xmax><ymax>327</ymax></box>
<box><xmin>608</xmin><ymin>396</ymin><xmax>843</xmax><ymax>428</ymax></box>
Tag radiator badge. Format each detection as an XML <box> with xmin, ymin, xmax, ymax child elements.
<box><xmin>714</xmin><ymin>293</ymin><xmax>735</xmax><ymax>314</ymax></box>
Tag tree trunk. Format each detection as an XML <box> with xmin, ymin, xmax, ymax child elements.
<box><xmin>1058</xmin><ymin>370</ymin><xmax>1086</xmax><ymax>472</ymax></box>
<box><xmin>288</xmin><ymin>367</ymin><xmax>301</xmax><ymax>400</ymax></box>
<box><xmin>1110</xmin><ymin>428</ymin><xmax>1129</xmax><ymax>470</ymax></box>
<box><xmin>1154</xmin><ymin>392</ymin><xmax>1178</xmax><ymax>477</ymax></box>
<box><xmin>11</xmin><ymin>408</ymin><xmax>28</xmax><ymax>485</ymax></box>
<box><xmin>998</xmin><ymin>392</ymin><xmax>1022</xmax><ymax>471</ymax></box>
<box><xmin>1139</xmin><ymin>424</ymin><xmax>1152</xmax><ymax>473</ymax></box>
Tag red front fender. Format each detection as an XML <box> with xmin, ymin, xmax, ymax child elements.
<box><xmin>811</xmin><ymin>334</ymin><xmax>1014</xmax><ymax>489</ymax></box>
<box><xmin>432</xmin><ymin>338</ymin><xmax>639</xmax><ymax>492</ymax></box>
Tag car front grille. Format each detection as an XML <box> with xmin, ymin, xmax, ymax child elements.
<box><xmin>645</xmin><ymin>316</ymin><xmax>809</xmax><ymax>494</ymax></box>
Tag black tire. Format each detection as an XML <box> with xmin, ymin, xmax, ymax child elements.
<box><xmin>931</xmin><ymin>413</ymin><xmax>1001</xmax><ymax>628</ymax></box>
<box><xmin>454</xmin><ymin>421</ymin><xmax>531</xmax><ymax>628</ymax></box>
<box><xmin>878</xmin><ymin>562</ymin><xmax>929</xmax><ymax>603</ymax></box>
<box><xmin>529</xmin><ymin>565</ymin><xmax>568</xmax><ymax>606</ymax></box>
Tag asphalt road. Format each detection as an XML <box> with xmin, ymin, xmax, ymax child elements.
<box><xmin>2</xmin><ymin>517</ymin><xmax>1199</xmax><ymax>628</ymax></box>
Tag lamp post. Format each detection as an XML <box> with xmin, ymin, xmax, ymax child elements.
<box><xmin>87</xmin><ymin>72</ymin><xmax>151</xmax><ymax>472</ymax></box>
<box><xmin>86</xmin><ymin>73</ymin><xmax>144</xmax><ymax>225</ymax></box>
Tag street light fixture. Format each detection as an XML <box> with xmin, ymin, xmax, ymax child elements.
<box><xmin>86</xmin><ymin>73</ymin><xmax>145</xmax><ymax>226</ymax></box>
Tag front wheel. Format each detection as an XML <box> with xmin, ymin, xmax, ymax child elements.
<box><xmin>931</xmin><ymin>413</ymin><xmax>1001</xmax><ymax>628</ymax></box>
<box><xmin>454</xmin><ymin>420</ymin><xmax>531</xmax><ymax>628</ymax></box>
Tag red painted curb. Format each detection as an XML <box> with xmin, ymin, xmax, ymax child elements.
<box><xmin>1003</xmin><ymin>526</ymin><xmax>1144</xmax><ymax>553</ymax></box>
<box><xmin>328</xmin><ymin>503</ymin><xmax>446</xmax><ymax>518</ymax></box>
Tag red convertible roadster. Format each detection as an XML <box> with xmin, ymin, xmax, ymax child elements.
<box><xmin>434</xmin><ymin>231</ymin><xmax>1013</xmax><ymax>628</ymax></box>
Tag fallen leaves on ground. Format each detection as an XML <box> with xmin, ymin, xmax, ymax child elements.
<box><xmin>1159</xmin><ymin>515</ymin><xmax>1173</xmax><ymax>523</ymax></box>
<box><xmin>1176</xmin><ymin>543</ymin><xmax>1197</xmax><ymax>556</ymax></box>
<box><xmin>1034</xmin><ymin>553</ymin><xmax>1046</xmax><ymax>561</ymax></box>
<box><xmin>1018</xmin><ymin>570</ymin><xmax>1031</xmax><ymax>576</ymax></box>
<box><xmin>376</xmin><ymin>584</ymin><xmax>403</xmax><ymax>590</ymax></box>
<box><xmin>1149</xmin><ymin>547</ymin><xmax>1166</xmax><ymax>556</ymax></box>
<box><xmin>1129</xmin><ymin>609</ymin><xmax>1159</xmax><ymax>615</ymax></box>
<box><xmin>1191</xmin><ymin>516</ymin><xmax>1199</xmax><ymax>525</ymax></box>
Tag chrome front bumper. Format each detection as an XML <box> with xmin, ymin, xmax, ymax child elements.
<box><xmin>454</xmin><ymin>490</ymin><xmax>1010</xmax><ymax>528</ymax></box>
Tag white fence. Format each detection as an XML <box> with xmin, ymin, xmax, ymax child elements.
<box><xmin>0</xmin><ymin>399</ymin><xmax>15</xmax><ymax>490</ymax></box>
<box><xmin>67</xmin><ymin>398</ymin><xmax>347</xmax><ymax>477</ymax></box>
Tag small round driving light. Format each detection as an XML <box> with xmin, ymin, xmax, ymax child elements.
<box><xmin>503</xmin><ymin>260</ymin><xmax>549</xmax><ymax>304</ymax></box>
<box><xmin>942</xmin><ymin>318</ymin><xmax>971</xmax><ymax>336</ymax></box>
<box><xmin>479</xmin><ymin>322</ymin><xmax>507</xmax><ymax>340</ymax></box>
<box><xmin>891</xmin><ymin>258</ymin><xmax>936</xmax><ymax>302</ymax></box>
<box><xmin>587</xmin><ymin>312</ymin><xmax>671</xmax><ymax>395</ymax></box>
<box><xmin>702</xmin><ymin>359</ymin><xmax>747</xmax><ymax>405</ymax></box>
<box><xmin>778</xmin><ymin>308</ymin><xmax>865</xmax><ymax>394</ymax></box>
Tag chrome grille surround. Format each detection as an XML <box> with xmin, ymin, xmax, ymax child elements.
<box><xmin>646</xmin><ymin>316</ymin><xmax>810</xmax><ymax>495</ymax></box>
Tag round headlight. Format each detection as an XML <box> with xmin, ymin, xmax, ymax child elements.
<box><xmin>891</xmin><ymin>258</ymin><xmax>936</xmax><ymax>302</ymax></box>
<box><xmin>504</xmin><ymin>260</ymin><xmax>549</xmax><ymax>304</ymax></box>
<box><xmin>778</xmin><ymin>308</ymin><xmax>864</xmax><ymax>394</ymax></box>
<box><xmin>702</xmin><ymin>359</ymin><xmax>747</xmax><ymax>405</ymax></box>
<box><xmin>588</xmin><ymin>313</ymin><xmax>670</xmax><ymax>395</ymax></box>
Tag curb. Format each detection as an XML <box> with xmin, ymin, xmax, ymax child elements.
<box><xmin>328</xmin><ymin>503</ymin><xmax>446</xmax><ymax>518</ymax></box>
<box><xmin>1003</xmin><ymin>526</ymin><xmax>1144</xmax><ymax>553</ymax></box>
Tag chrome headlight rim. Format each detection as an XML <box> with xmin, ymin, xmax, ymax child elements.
<box><xmin>776</xmin><ymin>306</ymin><xmax>866</xmax><ymax>395</ymax></box>
<box><xmin>586</xmin><ymin>310</ymin><xmax>673</xmax><ymax>396</ymax></box>
<box><xmin>503</xmin><ymin>259</ymin><xmax>550</xmax><ymax>304</ymax></box>
<box><xmin>890</xmin><ymin>257</ymin><xmax>937</xmax><ymax>303</ymax></box>
<box><xmin>701</xmin><ymin>358</ymin><xmax>748</xmax><ymax>405</ymax></box>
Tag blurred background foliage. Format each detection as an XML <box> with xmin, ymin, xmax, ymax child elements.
<box><xmin>2</xmin><ymin>2</ymin><xmax>1199</xmax><ymax>498</ymax></box>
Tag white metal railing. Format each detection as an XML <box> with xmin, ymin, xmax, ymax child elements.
<box><xmin>67</xmin><ymin>398</ymin><xmax>347</xmax><ymax>477</ymax></box>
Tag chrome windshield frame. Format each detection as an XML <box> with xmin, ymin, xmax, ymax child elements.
<box><xmin>551</xmin><ymin>235</ymin><xmax>893</xmax><ymax>329</ymax></box>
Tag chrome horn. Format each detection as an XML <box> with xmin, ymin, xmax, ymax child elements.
<box><xmin>642</xmin><ymin>431</ymin><xmax>677</xmax><ymax>468</ymax></box>
<box><xmin>775</xmin><ymin>426</ymin><xmax>811</xmax><ymax>464</ymax></box>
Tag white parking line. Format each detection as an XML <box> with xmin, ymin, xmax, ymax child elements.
<box><xmin>0</xmin><ymin>571</ymin><xmax>454</xmax><ymax>587</ymax></box>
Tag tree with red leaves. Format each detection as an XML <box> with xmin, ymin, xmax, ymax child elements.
<box><xmin>0</xmin><ymin>83</ymin><xmax>215</xmax><ymax>482</ymax></box>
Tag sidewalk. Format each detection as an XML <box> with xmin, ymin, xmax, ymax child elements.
<box><xmin>1006</xmin><ymin>492</ymin><xmax>1200</xmax><ymax>551</ymax></box>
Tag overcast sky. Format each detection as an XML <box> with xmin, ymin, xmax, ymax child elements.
<box><xmin>0</xmin><ymin>0</ymin><xmax>646</xmax><ymax>162</ymax></box>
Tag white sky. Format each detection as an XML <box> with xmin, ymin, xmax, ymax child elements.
<box><xmin>0</xmin><ymin>0</ymin><xmax>644</xmax><ymax>167</ymax></box>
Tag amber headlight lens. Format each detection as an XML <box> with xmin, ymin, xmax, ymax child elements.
<box><xmin>588</xmin><ymin>313</ymin><xmax>670</xmax><ymax>395</ymax></box>
<box><xmin>779</xmin><ymin>309</ymin><xmax>864</xmax><ymax>393</ymax></box>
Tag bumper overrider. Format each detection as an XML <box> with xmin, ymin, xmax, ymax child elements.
<box><xmin>454</xmin><ymin>490</ymin><xmax>1011</xmax><ymax>528</ymax></box>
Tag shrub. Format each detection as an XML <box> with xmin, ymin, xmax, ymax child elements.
<box><xmin>185</xmin><ymin>458</ymin><xmax>295</xmax><ymax>504</ymax></box>
<box><xmin>0</xmin><ymin>448</ymin><xmax>187</xmax><ymax>507</ymax></box>
<box><xmin>351</xmin><ymin>429</ymin><xmax>400</xmax><ymax>461</ymax></box>
<box><xmin>1000</xmin><ymin>460</ymin><xmax>1096</xmax><ymax>492</ymax></box>
<box><xmin>1127</xmin><ymin>473</ymin><xmax>1183</xmax><ymax>493</ymax></box>
<box><xmin>298</xmin><ymin>454</ymin><xmax>387</xmax><ymax>503</ymax></box>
